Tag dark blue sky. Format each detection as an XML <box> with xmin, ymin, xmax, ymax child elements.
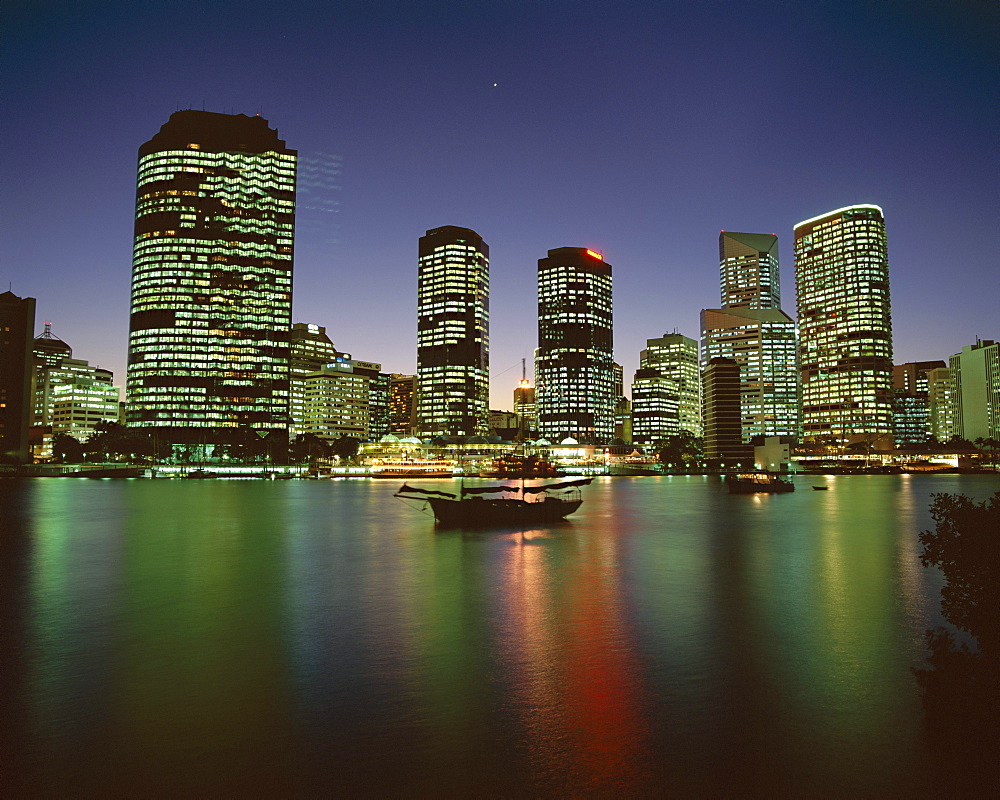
<box><xmin>4</xmin><ymin>0</ymin><xmax>997</xmax><ymax>407</ymax></box>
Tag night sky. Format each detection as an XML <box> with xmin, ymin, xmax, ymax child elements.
<box><xmin>4</xmin><ymin>0</ymin><xmax>997</xmax><ymax>409</ymax></box>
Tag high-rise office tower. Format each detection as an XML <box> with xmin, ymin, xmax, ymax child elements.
<box><xmin>513</xmin><ymin>379</ymin><xmax>537</xmax><ymax>436</ymax></box>
<box><xmin>794</xmin><ymin>205</ymin><xmax>893</xmax><ymax>447</ymax></box>
<box><xmin>950</xmin><ymin>340</ymin><xmax>999</xmax><ymax>441</ymax></box>
<box><xmin>701</xmin><ymin>232</ymin><xmax>799</xmax><ymax>443</ymax></box>
<box><xmin>630</xmin><ymin>367</ymin><xmax>679</xmax><ymax>445</ymax></box>
<box><xmin>702</xmin><ymin>357</ymin><xmax>749</xmax><ymax>462</ymax></box>
<box><xmin>389</xmin><ymin>374</ymin><xmax>418</xmax><ymax>436</ymax></box>
<box><xmin>926</xmin><ymin>367</ymin><xmax>956</xmax><ymax>443</ymax></box>
<box><xmin>416</xmin><ymin>226</ymin><xmax>489</xmax><ymax>437</ymax></box>
<box><xmin>125</xmin><ymin>111</ymin><xmax>296</xmax><ymax>438</ymax></box>
<box><xmin>535</xmin><ymin>247</ymin><xmax>614</xmax><ymax>442</ymax></box>
<box><xmin>891</xmin><ymin>360</ymin><xmax>945</xmax><ymax>445</ymax></box>
<box><xmin>638</xmin><ymin>333</ymin><xmax>700</xmax><ymax>436</ymax></box>
<box><xmin>0</xmin><ymin>291</ymin><xmax>36</xmax><ymax>463</ymax></box>
<box><xmin>30</xmin><ymin>325</ymin><xmax>118</xmax><ymax>456</ymax></box>
<box><xmin>719</xmin><ymin>230</ymin><xmax>780</xmax><ymax>310</ymax></box>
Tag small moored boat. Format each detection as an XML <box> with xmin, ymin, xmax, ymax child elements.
<box><xmin>395</xmin><ymin>477</ymin><xmax>592</xmax><ymax>526</ymax></box>
<box><xmin>726</xmin><ymin>473</ymin><xmax>794</xmax><ymax>493</ymax></box>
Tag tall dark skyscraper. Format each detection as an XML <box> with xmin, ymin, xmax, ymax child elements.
<box><xmin>125</xmin><ymin>111</ymin><xmax>296</xmax><ymax>437</ymax></box>
<box><xmin>701</xmin><ymin>232</ymin><xmax>799</xmax><ymax>443</ymax></box>
<box><xmin>416</xmin><ymin>226</ymin><xmax>490</xmax><ymax>437</ymax></box>
<box><xmin>794</xmin><ymin>205</ymin><xmax>893</xmax><ymax>447</ymax></box>
<box><xmin>0</xmin><ymin>291</ymin><xmax>36</xmax><ymax>463</ymax></box>
<box><xmin>535</xmin><ymin>247</ymin><xmax>614</xmax><ymax>442</ymax></box>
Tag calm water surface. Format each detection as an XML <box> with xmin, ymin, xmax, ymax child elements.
<box><xmin>2</xmin><ymin>474</ymin><xmax>997</xmax><ymax>797</ymax></box>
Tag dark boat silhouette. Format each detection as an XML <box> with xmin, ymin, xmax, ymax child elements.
<box><xmin>395</xmin><ymin>477</ymin><xmax>592</xmax><ymax>526</ymax></box>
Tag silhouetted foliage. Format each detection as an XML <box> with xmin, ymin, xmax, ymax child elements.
<box><xmin>84</xmin><ymin>422</ymin><xmax>171</xmax><ymax>463</ymax></box>
<box><xmin>916</xmin><ymin>492</ymin><xmax>1000</xmax><ymax>792</ymax></box>
<box><xmin>330</xmin><ymin>435</ymin><xmax>360</xmax><ymax>462</ymax></box>
<box><xmin>51</xmin><ymin>433</ymin><xmax>85</xmax><ymax>463</ymax></box>
<box><xmin>289</xmin><ymin>433</ymin><xmax>330</xmax><ymax>464</ymax></box>
<box><xmin>655</xmin><ymin>432</ymin><xmax>703</xmax><ymax>468</ymax></box>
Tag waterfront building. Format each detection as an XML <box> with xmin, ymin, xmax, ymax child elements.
<box><xmin>891</xmin><ymin>360</ymin><xmax>945</xmax><ymax>445</ymax></box>
<box><xmin>702</xmin><ymin>357</ymin><xmax>750</xmax><ymax>463</ymax></box>
<box><xmin>639</xmin><ymin>333</ymin><xmax>700</xmax><ymax>436</ymax></box>
<box><xmin>949</xmin><ymin>339</ymin><xmax>999</xmax><ymax>441</ymax></box>
<box><xmin>0</xmin><ymin>290</ymin><xmax>35</xmax><ymax>463</ymax></box>
<box><xmin>630</xmin><ymin>367</ymin><xmax>679</xmax><ymax>446</ymax></box>
<box><xmin>30</xmin><ymin>326</ymin><xmax>118</xmax><ymax>455</ymax></box>
<box><xmin>702</xmin><ymin>232</ymin><xmax>799</xmax><ymax>443</ymax></box>
<box><xmin>535</xmin><ymin>247</ymin><xmax>615</xmax><ymax>442</ymax></box>
<box><xmin>416</xmin><ymin>226</ymin><xmax>489</xmax><ymax>437</ymax></box>
<box><xmin>513</xmin><ymin>379</ymin><xmax>537</xmax><ymax>436</ymax></box>
<box><xmin>290</xmin><ymin>323</ymin><xmax>342</xmax><ymax>437</ymax></box>
<box><xmin>297</xmin><ymin>362</ymin><xmax>371</xmax><ymax>441</ymax></box>
<box><xmin>794</xmin><ymin>205</ymin><xmax>893</xmax><ymax>448</ymax></box>
<box><xmin>125</xmin><ymin>110</ymin><xmax>296</xmax><ymax>439</ymax></box>
<box><xmin>389</xmin><ymin>374</ymin><xmax>418</xmax><ymax>436</ymax></box>
<box><xmin>353</xmin><ymin>361</ymin><xmax>390</xmax><ymax>438</ymax></box>
<box><xmin>926</xmin><ymin>367</ymin><xmax>956</xmax><ymax>443</ymax></box>
<box><xmin>289</xmin><ymin>323</ymin><xmax>386</xmax><ymax>440</ymax></box>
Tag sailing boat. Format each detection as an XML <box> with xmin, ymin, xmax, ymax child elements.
<box><xmin>395</xmin><ymin>477</ymin><xmax>592</xmax><ymax>526</ymax></box>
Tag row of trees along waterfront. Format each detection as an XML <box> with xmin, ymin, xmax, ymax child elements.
<box><xmin>49</xmin><ymin>423</ymin><xmax>360</xmax><ymax>466</ymax></box>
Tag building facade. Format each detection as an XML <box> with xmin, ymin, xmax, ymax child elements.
<box><xmin>0</xmin><ymin>291</ymin><xmax>36</xmax><ymax>463</ymax></box>
<box><xmin>927</xmin><ymin>367</ymin><xmax>956</xmax><ymax>443</ymax></box>
<box><xmin>513</xmin><ymin>379</ymin><xmax>537</xmax><ymax>436</ymax></box>
<box><xmin>794</xmin><ymin>205</ymin><xmax>893</xmax><ymax>448</ymax></box>
<box><xmin>389</xmin><ymin>374</ymin><xmax>418</xmax><ymax>436</ymax></box>
<box><xmin>535</xmin><ymin>247</ymin><xmax>615</xmax><ymax>442</ymax></box>
<box><xmin>630</xmin><ymin>367</ymin><xmax>680</xmax><ymax>446</ymax></box>
<box><xmin>719</xmin><ymin>230</ymin><xmax>780</xmax><ymax>310</ymax></box>
<box><xmin>416</xmin><ymin>226</ymin><xmax>489</xmax><ymax>437</ymax></box>
<box><xmin>30</xmin><ymin>326</ymin><xmax>118</xmax><ymax>454</ymax></box>
<box><xmin>950</xmin><ymin>339</ymin><xmax>999</xmax><ymax>441</ymax></box>
<box><xmin>289</xmin><ymin>323</ymin><xmax>387</xmax><ymax>440</ymax></box>
<box><xmin>891</xmin><ymin>360</ymin><xmax>945</xmax><ymax>445</ymax></box>
<box><xmin>638</xmin><ymin>333</ymin><xmax>700</xmax><ymax>436</ymax></box>
<box><xmin>125</xmin><ymin>110</ymin><xmax>296</xmax><ymax>437</ymax></box>
<box><xmin>702</xmin><ymin>232</ymin><xmax>799</xmax><ymax>443</ymax></box>
<box><xmin>702</xmin><ymin>357</ymin><xmax>749</xmax><ymax>463</ymax></box>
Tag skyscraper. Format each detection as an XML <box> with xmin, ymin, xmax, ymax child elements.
<box><xmin>389</xmin><ymin>374</ymin><xmax>418</xmax><ymax>436</ymax></box>
<box><xmin>416</xmin><ymin>226</ymin><xmax>489</xmax><ymax>437</ymax></box>
<box><xmin>701</xmin><ymin>232</ymin><xmax>799</xmax><ymax>443</ymax></box>
<box><xmin>891</xmin><ymin>360</ymin><xmax>945</xmax><ymax>446</ymax></box>
<box><xmin>630</xmin><ymin>368</ymin><xmax>679</xmax><ymax>446</ymax></box>
<box><xmin>794</xmin><ymin>205</ymin><xmax>893</xmax><ymax>448</ymax></box>
<box><xmin>702</xmin><ymin>357</ymin><xmax>749</xmax><ymax>463</ymax></box>
<box><xmin>535</xmin><ymin>247</ymin><xmax>614</xmax><ymax>442</ymax></box>
<box><xmin>637</xmin><ymin>333</ymin><xmax>700</xmax><ymax>436</ymax></box>
<box><xmin>30</xmin><ymin>325</ymin><xmax>118</xmax><ymax>457</ymax></box>
<box><xmin>0</xmin><ymin>291</ymin><xmax>35</xmax><ymax>463</ymax></box>
<box><xmin>125</xmin><ymin>111</ymin><xmax>296</xmax><ymax>438</ymax></box>
<box><xmin>949</xmin><ymin>340</ymin><xmax>999</xmax><ymax>441</ymax></box>
<box><xmin>513</xmin><ymin>379</ymin><xmax>537</xmax><ymax>436</ymax></box>
<box><xmin>719</xmin><ymin>230</ymin><xmax>780</xmax><ymax>310</ymax></box>
<box><xmin>927</xmin><ymin>367</ymin><xmax>957</xmax><ymax>443</ymax></box>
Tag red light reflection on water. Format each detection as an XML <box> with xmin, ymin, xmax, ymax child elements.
<box><xmin>496</xmin><ymin>529</ymin><xmax>650</xmax><ymax>793</ymax></box>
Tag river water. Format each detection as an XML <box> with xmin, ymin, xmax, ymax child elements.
<box><xmin>2</xmin><ymin>474</ymin><xmax>997</xmax><ymax>797</ymax></box>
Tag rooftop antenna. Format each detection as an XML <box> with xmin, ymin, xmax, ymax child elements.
<box><xmin>522</xmin><ymin>358</ymin><xmax>526</xmax><ymax>383</ymax></box>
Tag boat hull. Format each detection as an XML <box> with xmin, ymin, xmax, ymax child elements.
<box><xmin>726</xmin><ymin>475</ymin><xmax>794</xmax><ymax>493</ymax></box>
<box><xmin>427</xmin><ymin>496</ymin><xmax>582</xmax><ymax>527</ymax></box>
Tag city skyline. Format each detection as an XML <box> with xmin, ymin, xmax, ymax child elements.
<box><xmin>4</xmin><ymin>1</ymin><xmax>997</xmax><ymax>409</ymax></box>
